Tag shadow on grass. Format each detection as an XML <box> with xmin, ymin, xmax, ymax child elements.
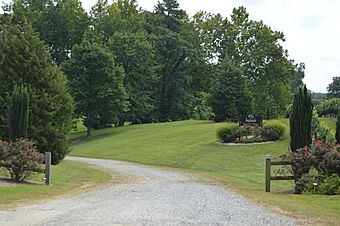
<box><xmin>0</xmin><ymin>177</ymin><xmax>44</xmax><ymax>186</ymax></box>
<box><xmin>67</xmin><ymin>127</ymin><xmax>129</xmax><ymax>146</ymax></box>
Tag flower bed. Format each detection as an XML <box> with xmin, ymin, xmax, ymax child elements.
<box><xmin>217</xmin><ymin>121</ymin><xmax>286</xmax><ymax>144</ymax></box>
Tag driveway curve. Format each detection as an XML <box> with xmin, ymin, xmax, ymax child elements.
<box><xmin>0</xmin><ymin>157</ymin><xmax>296</xmax><ymax>226</ymax></box>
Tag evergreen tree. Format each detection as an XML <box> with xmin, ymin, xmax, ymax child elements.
<box><xmin>0</xmin><ymin>22</ymin><xmax>73</xmax><ymax>164</ymax></box>
<box><xmin>290</xmin><ymin>85</ymin><xmax>313</xmax><ymax>151</ymax></box>
<box><xmin>8</xmin><ymin>85</ymin><xmax>30</xmax><ymax>141</ymax></box>
<box><xmin>62</xmin><ymin>35</ymin><xmax>128</xmax><ymax>136</ymax></box>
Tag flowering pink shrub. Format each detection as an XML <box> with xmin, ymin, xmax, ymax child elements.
<box><xmin>0</xmin><ymin>139</ymin><xmax>44</xmax><ymax>182</ymax></box>
<box><xmin>291</xmin><ymin>140</ymin><xmax>340</xmax><ymax>193</ymax></box>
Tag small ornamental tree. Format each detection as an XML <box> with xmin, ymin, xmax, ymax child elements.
<box><xmin>8</xmin><ymin>85</ymin><xmax>30</xmax><ymax>141</ymax></box>
<box><xmin>336</xmin><ymin>113</ymin><xmax>340</xmax><ymax>144</ymax></box>
<box><xmin>290</xmin><ymin>85</ymin><xmax>313</xmax><ymax>151</ymax></box>
<box><xmin>0</xmin><ymin>139</ymin><xmax>44</xmax><ymax>182</ymax></box>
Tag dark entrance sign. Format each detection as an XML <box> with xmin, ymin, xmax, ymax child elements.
<box><xmin>239</xmin><ymin>114</ymin><xmax>262</xmax><ymax>127</ymax></box>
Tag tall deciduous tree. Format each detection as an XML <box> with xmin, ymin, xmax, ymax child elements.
<box><xmin>209</xmin><ymin>59</ymin><xmax>253</xmax><ymax>122</ymax></box>
<box><xmin>91</xmin><ymin>0</ymin><xmax>158</xmax><ymax>124</ymax></box>
<box><xmin>62</xmin><ymin>35</ymin><xmax>128</xmax><ymax>136</ymax></box>
<box><xmin>327</xmin><ymin>76</ymin><xmax>340</xmax><ymax>98</ymax></box>
<box><xmin>194</xmin><ymin>7</ymin><xmax>297</xmax><ymax>119</ymax></box>
<box><xmin>0</xmin><ymin>22</ymin><xmax>73</xmax><ymax>164</ymax></box>
<box><xmin>7</xmin><ymin>0</ymin><xmax>89</xmax><ymax>64</ymax></box>
<box><xmin>146</xmin><ymin>0</ymin><xmax>192</xmax><ymax>121</ymax></box>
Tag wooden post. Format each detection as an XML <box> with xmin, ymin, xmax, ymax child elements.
<box><xmin>45</xmin><ymin>152</ymin><xmax>51</xmax><ymax>186</ymax></box>
<box><xmin>265</xmin><ymin>155</ymin><xmax>272</xmax><ymax>192</ymax></box>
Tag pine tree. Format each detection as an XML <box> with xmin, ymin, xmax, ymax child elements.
<box><xmin>290</xmin><ymin>85</ymin><xmax>313</xmax><ymax>151</ymax></box>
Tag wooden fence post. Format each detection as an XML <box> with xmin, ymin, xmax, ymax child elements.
<box><xmin>45</xmin><ymin>152</ymin><xmax>51</xmax><ymax>186</ymax></box>
<box><xmin>265</xmin><ymin>155</ymin><xmax>272</xmax><ymax>192</ymax></box>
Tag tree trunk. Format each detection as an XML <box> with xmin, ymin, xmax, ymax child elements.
<box><xmin>87</xmin><ymin>112</ymin><xmax>92</xmax><ymax>137</ymax></box>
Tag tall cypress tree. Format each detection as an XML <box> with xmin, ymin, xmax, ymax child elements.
<box><xmin>8</xmin><ymin>85</ymin><xmax>30</xmax><ymax>141</ymax></box>
<box><xmin>290</xmin><ymin>85</ymin><xmax>313</xmax><ymax>151</ymax></box>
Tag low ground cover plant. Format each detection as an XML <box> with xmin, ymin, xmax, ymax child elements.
<box><xmin>0</xmin><ymin>139</ymin><xmax>44</xmax><ymax>182</ymax></box>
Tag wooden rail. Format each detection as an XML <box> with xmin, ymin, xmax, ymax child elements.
<box><xmin>0</xmin><ymin>152</ymin><xmax>51</xmax><ymax>185</ymax></box>
<box><xmin>265</xmin><ymin>155</ymin><xmax>294</xmax><ymax>192</ymax></box>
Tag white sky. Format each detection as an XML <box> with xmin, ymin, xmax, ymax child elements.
<box><xmin>2</xmin><ymin>0</ymin><xmax>339</xmax><ymax>92</ymax></box>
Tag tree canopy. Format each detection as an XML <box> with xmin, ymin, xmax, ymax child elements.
<box><xmin>0</xmin><ymin>0</ymin><xmax>307</xmax><ymax>143</ymax></box>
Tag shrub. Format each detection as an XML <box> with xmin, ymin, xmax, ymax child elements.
<box><xmin>263</xmin><ymin>121</ymin><xmax>286</xmax><ymax>139</ymax></box>
<box><xmin>0</xmin><ymin>139</ymin><xmax>44</xmax><ymax>182</ymax></box>
<box><xmin>261</xmin><ymin>128</ymin><xmax>280</xmax><ymax>141</ymax></box>
<box><xmin>297</xmin><ymin>174</ymin><xmax>323</xmax><ymax>194</ymax></box>
<box><xmin>320</xmin><ymin>149</ymin><xmax>340</xmax><ymax>176</ymax></box>
<box><xmin>217</xmin><ymin>124</ymin><xmax>239</xmax><ymax>143</ymax></box>
<box><xmin>318</xmin><ymin>174</ymin><xmax>340</xmax><ymax>195</ymax></box>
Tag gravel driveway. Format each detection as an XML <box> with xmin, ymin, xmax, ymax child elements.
<box><xmin>0</xmin><ymin>157</ymin><xmax>296</xmax><ymax>226</ymax></box>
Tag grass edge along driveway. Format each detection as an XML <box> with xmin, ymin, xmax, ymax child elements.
<box><xmin>68</xmin><ymin>120</ymin><xmax>340</xmax><ymax>226</ymax></box>
<box><xmin>0</xmin><ymin>160</ymin><xmax>113</xmax><ymax>210</ymax></box>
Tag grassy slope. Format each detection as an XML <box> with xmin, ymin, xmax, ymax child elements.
<box><xmin>0</xmin><ymin>160</ymin><xmax>111</xmax><ymax>209</ymax></box>
<box><xmin>68</xmin><ymin>120</ymin><xmax>340</xmax><ymax>225</ymax></box>
<box><xmin>320</xmin><ymin>117</ymin><xmax>336</xmax><ymax>131</ymax></box>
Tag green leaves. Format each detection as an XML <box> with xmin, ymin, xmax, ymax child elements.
<box><xmin>209</xmin><ymin>59</ymin><xmax>253</xmax><ymax>122</ymax></box>
<box><xmin>0</xmin><ymin>22</ymin><xmax>73</xmax><ymax>164</ymax></box>
<box><xmin>62</xmin><ymin>38</ymin><xmax>128</xmax><ymax>136</ymax></box>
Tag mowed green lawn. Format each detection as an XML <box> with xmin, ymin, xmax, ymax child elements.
<box><xmin>68</xmin><ymin>120</ymin><xmax>340</xmax><ymax>225</ymax></box>
<box><xmin>0</xmin><ymin>160</ymin><xmax>111</xmax><ymax>209</ymax></box>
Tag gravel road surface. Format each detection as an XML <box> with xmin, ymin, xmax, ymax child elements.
<box><xmin>0</xmin><ymin>157</ymin><xmax>296</xmax><ymax>226</ymax></box>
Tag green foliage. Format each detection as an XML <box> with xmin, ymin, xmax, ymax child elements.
<box><xmin>336</xmin><ymin>114</ymin><xmax>340</xmax><ymax>144</ymax></box>
<box><xmin>217</xmin><ymin>123</ymin><xmax>285</xmax><ymax>144</ymax></box>
<box><xmin>315</xmin><ymin>98</ymin><xmax>340</xmax><ymax>117</ymax></box>
<box><xmin>209</xmin><ymin>59</ymin><xmax>253</xmax><ymax>122</ymax></box>
<box><xmin>191</xmin><ymin>92</ymin><xmax>215</xmax><ymax>120</ymax></box>
<box><xmin>327</xmin><ymin>77</ymin><xmax>340</xmax><ymax>98</ymax></box>
<box><xmin>263</xmin><ymin>121</ymin><xmax>287</xmax><ymax>138</ymax></box>
<box><xmin>216</xmin><ymin>124</ymin><xmax>239</xmax><ymax>143</ymax></box>
<box><xmin>6</xmin><ymin>0</ymin><xmax>89</xmax><ymax>64</ymax></box>
<box><xmin>0</xmin><ymin>23</ymin><xmax>73</xmax><ymax>164</ymax></box>
<box><xmin>0</xmin><ymin>139</ymin><xmax>44</xmax><ymax>182</ymax></box>
<box><xmin>311</xmin><ymin>110</ymin><xmax>334</xmax><ymax>142</ymax></box>
<box><xmin>62</xmin><ymin>36</ymin><xmax>128</xmax><ymax>136</ymax></box>
<box><xmin>194</xmin><ymin>7</ymin><xmax>295</xmax><ymax>119</ymax></box>
<box><xmin>318</xmin><ymin>174</ymin><xmax>340</xmax><ymax>195</ymax></box>
<box><xmin>8</xmin><ymin>85</ymin><xmax>29</xmax><ymax>141</ymax></box>
<box><xmin>291</xmin><ymin>140</ymin><xmax>340</xmax><ymax>193</ymax></box>
<box><xmin>299</xmin><ymin>174</ymin><xmax>340</xmax><ymax>195</ymax></box>
<box><xmin>290</xmin><ymin>85</ymin><xmax>313</xmax><ymax>151</ymax></box>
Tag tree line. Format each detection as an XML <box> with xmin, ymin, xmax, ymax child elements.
<box><xmin>0</xmin><ymin>0</ymin><xmax>304</xmax><ymax>163</ymax></box>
